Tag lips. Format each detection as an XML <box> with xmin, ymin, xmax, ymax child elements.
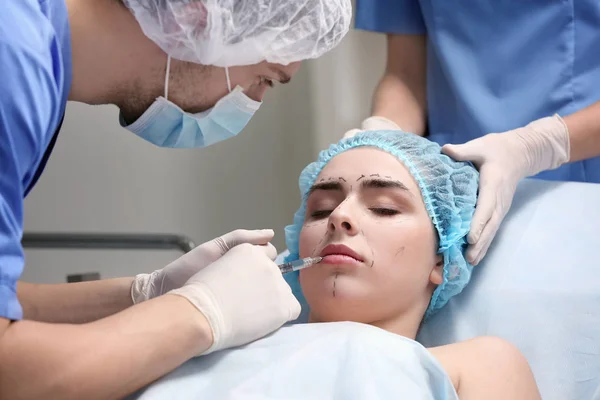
<box><xmin>319</xmin><ymin>244</ymin><xmax>364</xmax><ymax>265</ymax></box>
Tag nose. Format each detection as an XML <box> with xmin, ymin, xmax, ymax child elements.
<box><xmin>243</xmin><ymin>83</ymin><xmax>268</xmax><ymax>102</ymax></box>
<box><xmin>327</xmin><ymin>202</ymin><xmax>360</xmax><ymax>236</ymax></box>
<box><xmin>285</xmin><ymin>61</ymin><xmax>302</xmax><ymax>77</ymax></box>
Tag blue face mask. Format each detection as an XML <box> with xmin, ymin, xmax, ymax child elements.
<box><xmin>121</xmin><ymin>57</ymin><xmax>262</xmax><ymax>148</ymax></box>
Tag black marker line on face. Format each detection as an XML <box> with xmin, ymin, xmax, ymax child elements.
<box><xmin>333</xmin><ymin>272</ymin><xmax>338</xmax><ymax>297</ymax></box>
<box><xmin>370</xmin><ymin>173</ymin><xmax>380</xmax><ymax>177</ymax></box>
<box><xmin>394</xmin><ymin>246</ymin><xmax>405</xmax><ymax>257</ymax></box>
<box><xmin>339</xmin><ymin>177</ymin><xmax>347</xmax><ymax>182</ymax></box>
<box><xmin>304</xmin><ymin>219</ymin><xmax>326</xmax><ymax>228</ymax></box>
<box><xmin>311</xmin><ymin>232</ymin><xmax>328</xmax><ymax>257</ymax></box>
<box><xmin>356</xmin><ymin>175</ymin><xmax>366</xmax><ymax>181</ymax></box>
<box><xmin>336</xmin><ymin>195</ymin><xmax>351</xmax><ymax>209</ymax></box>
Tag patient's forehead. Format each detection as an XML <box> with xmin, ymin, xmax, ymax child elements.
<box><xmin>316</xmin><ymin>147</ymin><xmax>418</xmax><ymax>190</ymax></box>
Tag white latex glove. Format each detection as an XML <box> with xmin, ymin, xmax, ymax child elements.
<box><xmin>169</xmin><ymin>242</ymin><xmax>301</xmax><ymax>355</ymax></box>
<box><xmin>343</xmin><ymin>116</ymin><xmax>402</xmax><ymax>139</ymax></box>
<box><xmin>443</xmin><ymin>115</ymin><xmax>570</xmax><ymax>265</ymax></box>
<box><xmin>131</xmin><ymin>229</ymin><xmax>275</xmax><ymax>304</ymax></box>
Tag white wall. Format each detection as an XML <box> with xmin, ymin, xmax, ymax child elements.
<box><xmin>21</xmin><ymin>28</ymin><xmax>387</xmax><ymax>284</ymax></box>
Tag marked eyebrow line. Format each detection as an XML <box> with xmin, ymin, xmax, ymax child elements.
<box><xmin>306</xmin><ymin>181</ymin><xmax>344</xmax><ymax>199</ymax></box>
<box><xmin>306</xmin><ymin>177</ymin><xmax>413</xmax><ymax>200</ymax></box>
<box><xmin>360</xmin><ymin>178</ymin><xmax>413</xmax><ymax>196</ymax></box>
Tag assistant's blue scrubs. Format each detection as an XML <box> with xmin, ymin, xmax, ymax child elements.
<box><xmin>0</xmin><ymin>0</ymin><xmax>72</xmax><ymax>320</ymax></box>
<box><xmin>356</xmin><ymin>0</ymin><xmax>600</xmax><ymax>182</ymax></box>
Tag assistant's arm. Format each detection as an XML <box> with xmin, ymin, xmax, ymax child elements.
<box><xmin>354</xmin><ymin>0</ymin><xmax>428</xmax><ymax>135</ymax></box>
<box><xmin>371</xmin><ymin>34</ymin><xmax>427</xmax><ymax>135</ymax></box>
<box><xmin>0</xmin><ymin>295</ymin><xmax>212</xmax><ymax>400</ymax></box>
<box><xmin>17</xmin><ymin>278</ymin><xmax>134</xmax><ymax>323</ymax></box>
<box><xmin>563</xmin><ymin>100</ymin><xmax>600</xmax><ymax>162</ymax></box>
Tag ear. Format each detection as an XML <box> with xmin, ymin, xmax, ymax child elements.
<box><xmin>429</xmin><ymin>255</ymin><xmax>444</xmax><ymax>285</ymax></box>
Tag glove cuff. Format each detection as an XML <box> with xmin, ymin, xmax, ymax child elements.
<box><xmin>520</xmin><ymin>114</ymin><xmax>570</xmax><ymax>176</ymax></box>
<box><xmin>169</xmin><ymin>284</ymin><xmax>223</xmax><ymax>355</ymax></box>
<box><xmin>131</xmin><ymin>272</ymin><xmax>154</xmax><ymax>304</ymax></box>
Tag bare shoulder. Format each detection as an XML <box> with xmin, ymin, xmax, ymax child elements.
<box><xmin>428</xmin><ymin>336</ymin><xmax>541</xmax><ymax>399</ymax></box>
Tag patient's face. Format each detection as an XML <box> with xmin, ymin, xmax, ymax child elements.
<box><xmin>298</xmin><ymin>148</ymin><xmax>443</xmax><ymax>328</ymax></box>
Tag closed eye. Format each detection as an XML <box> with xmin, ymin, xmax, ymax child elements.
<box><xmin>370</xmin><ymin>208</ymin><xmax>400</xmax><ymax>216</ymax></box>
<box><xmin>310</xmin><ymin>210</ymin><xmax>333</xmax><ymax>219</ymax></box>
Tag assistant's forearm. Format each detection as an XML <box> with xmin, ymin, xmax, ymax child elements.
<box><xmin>370</xmin><ymin>34</ymin><xmax>427</xmax><ymax>135</ymax></box>
<box><xmin>18</xmin><ymin>277</ymin><xmax>134</xmax><ymax>323</ymax></box>
<box><xmin>0</xmin><ymin>294</ymin><xmax>211</xmax><ymax>400</ymax></box>
<box><xmin>563</xmin><ymin>100</ymin><xmax>600</xmax><ymax>163</ymax></box>
<box><xmin>371</xmin><ymin>73</ymin><xmax>427</xmax><ymax>135</ymax></box>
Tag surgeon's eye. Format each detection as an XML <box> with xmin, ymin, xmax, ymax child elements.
<box><xmin>370</xmin><ymin>208</ymin><xmax>400</xmax><ymax>216</ymax></box>
<box><xmin>310</xmin><ymin>210</ymin><xmax>333</xmax><ymax>219</ymax></box>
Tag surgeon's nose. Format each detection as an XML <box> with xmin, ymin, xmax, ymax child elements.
<box><xmin>328</xmin><ymin>204</ymin><xmax>359</xmax><ymax>236</ymax></box>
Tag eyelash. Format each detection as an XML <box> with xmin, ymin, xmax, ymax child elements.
<box><xmin>370</xmin><ymin>207</ymin><xmax>400</xmax><ymax>216</ymax></box>
<box><xmin>309</xmin><ymin>208</ymin><xmax>399</xmax><ymax>219</ymax></box>
<box><xmin>310</xmin><ymin>210</ymin><xmax>332</xmax><ymax>219</ymax></box>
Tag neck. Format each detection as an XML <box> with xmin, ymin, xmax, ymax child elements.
<box><xmin>309</xmin><ymin>299</ymin><xmax>428</xmax><ymax>340</ymax></box>
<box><xmin>65</xmin><ymin>0</ymin><xmax>165</xmax><ymax>105</ymax></box>
<box><xmin>369</xmin><ymin>305</ymin><xmax>426</xmax><ymax>340</ymax></box>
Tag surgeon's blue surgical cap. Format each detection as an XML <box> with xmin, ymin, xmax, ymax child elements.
<box><xmin>122</xmin><ymin>0</ymin><xmax>352</xmax><ymax>67</ymax></box>
<box><xmin>284</xmin><ymin>131</ymin><xmax>480</xmax><ymax>319</ymax></box>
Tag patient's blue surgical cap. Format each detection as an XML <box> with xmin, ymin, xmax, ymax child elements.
<box><xmin>284</xmin><ymin>130</ymin><xmax>479</xmax><ymax>319</ymax></box>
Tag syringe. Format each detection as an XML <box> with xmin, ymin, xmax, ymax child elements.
<box><xmin>278</xmin><ymin>256</ymin><xmax>323</xmax><ymax>274</ymax></box>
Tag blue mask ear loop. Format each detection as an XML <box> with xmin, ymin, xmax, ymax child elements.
<box><xmin>164</xmin><ymin>55</ymin><xmax>171</xmax><ymax>100</ymax></box>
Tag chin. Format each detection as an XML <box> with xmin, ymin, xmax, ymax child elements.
<box><xmin>306</xmin><ymin>288</ymin><xmax>377</xmax><ymax>324</ymax></box>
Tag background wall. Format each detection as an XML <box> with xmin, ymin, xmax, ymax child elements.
<box><xmin>21</xmin><ymin>27</ymin><xmax>387</xmax><ymax>283</ymax></box>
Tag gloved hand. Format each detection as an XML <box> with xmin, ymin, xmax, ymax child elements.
<box><xmin>169</xmin><ymin>242</ymin><xmax>301</xmax><ymax>355</ymax></box>
<box><xmin>131</xmin><ymin>229</ymin><xmax>275</xmax><ymax>304</ymax></box>
<box><xmin>343</xmin><ymin>116</ymin><xmax>402</xmax><ymax>139</ymax></box>
<box><xmin>443</xmin><ymin>115</ymin><xmax>570</xmax><ymax>265</ymax></box>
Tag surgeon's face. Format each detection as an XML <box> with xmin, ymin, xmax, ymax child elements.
<box><xmin>298</xmin><ymin>148</ymin><xmax>443</xmax><ymax>332</ymax></box>
<box><xmin>119</xmin><ymin>59</ymin><xmax>301</xmax><ymax>125</ymax></box>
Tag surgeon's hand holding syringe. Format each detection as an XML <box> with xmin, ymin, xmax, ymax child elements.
<box><xmin>132</xmin><ymin>229</ymin><xmax>305</xmax><ymax>355</ymax></box>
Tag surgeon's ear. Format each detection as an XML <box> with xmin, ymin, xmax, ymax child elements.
<box><xmin>429</xmin><ymin>255</ymin><xmax>444</xmax><ymax>285</ymax></box>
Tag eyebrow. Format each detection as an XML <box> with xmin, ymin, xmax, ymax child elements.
<box><xmin>360</xmin><ymin>178</ymin><xmax>413</xmax><ymax>196</ymax></box>
<box><xmin>306</xmin><ymin>181</ymin><xmax>343</xmax><ymax>198</ymax></box>
<box><xmin>306</xmin><ymin>178</ymin><xmax>412</xmax><ymax>199</ymax></box>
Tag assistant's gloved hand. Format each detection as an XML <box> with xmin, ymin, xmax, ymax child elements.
<box><xmin>343</xmin><ymin>116</ymin><xmax>402</xmax><ymax>139</ymax></box>
<box><xmin>169</xmin><ymin>242</ymin><xmax>301</xmax><ymax>355</ymax></box>
<box><xmin>443</xmin><ymin>115</ymin><xmax>570</xmax><ymax>265</ymax></box>
<box><xmin>131</xmin><ymin>229</ymin><xmax>275</xmax><ymax>304</ymax></box>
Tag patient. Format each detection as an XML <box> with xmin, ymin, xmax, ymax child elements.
<box><xmin>282</xmin><ymin>130</ymin><xmax>541</xmax><ymax>399</ymax></box>
<box><xmin>135</xmin><ymin>131</ymin><xmax>543</xmax><ymax>399</ymax></box>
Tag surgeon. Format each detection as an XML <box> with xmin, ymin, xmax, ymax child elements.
<box><xmin>0</xmin><ymin>0</ymin><xmax>350</xmax><ymax>398</ymax></box>
<box><xmin>347</xmin><ymin>1</ymin><xmax>600</xmax><ymax>266</ymax></box>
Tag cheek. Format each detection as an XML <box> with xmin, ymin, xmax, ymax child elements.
<box><xmin>365</xmin><ymin>218</ymin><xmax>438</xmax><ymax>273</ymax></box>
<box><xmin>298</xmin><ymin>222</ymin><xmax>327</xmax><ymax>258</ymax></box>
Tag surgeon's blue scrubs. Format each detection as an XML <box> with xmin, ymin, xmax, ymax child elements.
<box><xmin>356</xmin><ymin>0</ymin><xmax>600</xmax><ymax>182</ymax></box>
<box><xmin>0</xmin><ymin>0</ymin><xmax>72</xmax><ymax>320</ymax></box>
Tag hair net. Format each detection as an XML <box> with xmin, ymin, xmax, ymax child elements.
<box><xmin>283</xmin><ymin>130</ymin><xmax>480</xmax><ymax>319</ymax></box>
<box><xmin>122</xmin><ymin>0</ymin><xmax>352</xmax><ymax>67</ymax></box>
